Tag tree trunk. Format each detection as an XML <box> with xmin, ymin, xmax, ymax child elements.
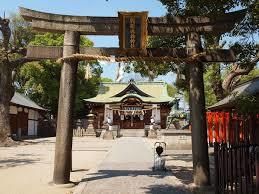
<box><xmin>187</xmin><ymin>32</ymin><xmax>210</xmax><ymax>186</ymax></box>
<box><xmin>0</xmin><ymin>18</ymin><xmax>13</xmax><ymax>145</ymax></box>
<box><xmin>210</xmin><ymin>63</ymin><xmax>225</xmax><ymax>100</ymax></box>
<box><xmin>0</xmin><ymin>60</ymin><xmax>12</xmax><ymax>144</ymax></box>
<box><xmin>53</xmin><ymin>31</ymin><xmax>80</xmax><ymax>184</ymax></box>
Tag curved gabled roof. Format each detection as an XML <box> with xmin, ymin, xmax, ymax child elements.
<box><xmin>11</xmin><ymin>92</ymin><xmax>46</xmax><ymax>111</ymax></box>
<box><xmin>112</xmin><ymin>82</ymin><xmax>152</xmax><ymax>97</ymax></box>
<box><xmin>84</xmin><ymin>81</ymin><xmax>172</xmax><ymax>104</ymax></box>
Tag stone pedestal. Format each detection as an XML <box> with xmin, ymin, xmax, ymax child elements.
<box><xmin>148</xmin><ymin>129</ymin><xmax>157</xmax><ymax>139</ymax></box>
<box><xmin>100</xmin><ymin>129</ymin><xmax>106</xmax><ymax>139</ymax></box>
<box><xmin>103</xmin><ymin>130</ymin><xmax>114</xmax><ymax>140</ymax></box>
<box><xmin>86</xmin><ymin>113</ymin><xmax>96</xmax><ymax>136</ymax></box>
<box><xmin>86</xmin><ymin>124</ymin><xmax>96</xmax><ymax>136</ymax></box>
<box><xmin>161</xmin><ymin>130</ymin><xmax>192</xmax><ymax>150</ymax></box>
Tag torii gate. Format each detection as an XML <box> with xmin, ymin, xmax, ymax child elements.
<box><xmin>20</xmin><ymin>7</ymin><xmax>245</xmax><ymax>186</ymax></box>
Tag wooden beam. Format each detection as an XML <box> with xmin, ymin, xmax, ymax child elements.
<box><xmin>20</xmin><ymin>7</ymin><xmax>245</xmax><ymax>25</ymax></box>
<box><xmin>20</xmin><ymin>7</ymin><xmax>246</xmax><ymax>36</ymax></box>
<box><xmin>27</xmin><ymin>45</ymin><xmax>63</xmax><ymax>59</ymax></box>
<box><xmin>26</xmin><ymin>46</ymin><xmax>236</xmax><ymax>62</ymax></box>
<box><xmin>31</xmin><ymin>19</ymin><xmax>119</xmax><ymax>35</ymax></box>
<box><xmin>30</xmin><ymin>19</ymin><xmax>239</xmax><ymax>36</ymax></box>
<box><xmin>20</xmin><ymin>7</ymin><xmax>118</xmax><ymax>24</ymax></box>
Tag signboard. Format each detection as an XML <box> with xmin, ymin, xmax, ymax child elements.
<box><xmin>118</xmin><ymin>11</ymin><xmax>148</xmax><ymax>56</ymax></box>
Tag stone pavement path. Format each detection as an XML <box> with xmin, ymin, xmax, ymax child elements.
<box><xmin>74</xmin><ymin>137</ymin><xmax>193</xmax><ymax>194</ymax></box>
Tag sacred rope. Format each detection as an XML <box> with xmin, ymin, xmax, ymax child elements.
<box><xmin>56</xmin><ymin>52</ymin><xmax>207</xmax><ymax>64</ymax></box>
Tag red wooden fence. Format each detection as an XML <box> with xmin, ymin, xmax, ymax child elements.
<box><xmin>206</xmin><ymin>111</ymin><xmax>259</xmax><ymax>145</ymax></box>
<box><xmin>207</xmin><ymin>111</ymin><xmax>259</xmax><ymax>194</ymax></box>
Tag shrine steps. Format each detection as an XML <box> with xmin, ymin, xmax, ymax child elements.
<box><xmin>119</xmin><ymin>129</ymin><xmax>145</xmax><ymax>137</ymax></box>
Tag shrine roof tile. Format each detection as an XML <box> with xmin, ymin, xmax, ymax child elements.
<box><xmin>84</xmin><ymin>81</ymin><xmax>172</xmax><ymax>104</ymax></box>
<box><xmin>11</xmin><ymin>92</ymin><xmax>46</xmax><ymax>111</ymax></box>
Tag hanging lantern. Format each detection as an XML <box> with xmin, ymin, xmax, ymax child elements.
<box><xmin>120</xmin><ymin>114</ymin><xmax>124</xmax><ymax>120</ymax></box>
<box><xmin>140</xmin><ymin>114</ymin><xmax>144</xmax><ymax>120</ymax></box>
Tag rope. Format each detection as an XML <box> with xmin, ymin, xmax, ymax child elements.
<box><xmin>57</xmin><ymin>54</ymin><xmax>111</xmax><ymax>63</ymax></box>
<box><xmin>106</xmin><ymin>107</ymin><xmax>155</xmax><ymax>112</ymax></box>
<box><xmin>57</xmin><ymin>52</ymin><xmax>207</xmax><ymax>63</ymax></box>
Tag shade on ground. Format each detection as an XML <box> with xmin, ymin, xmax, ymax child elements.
<box><xmin>74</xmin><ymin>137</ymin><xmax>193</xmax><ymax>194</ymax></box>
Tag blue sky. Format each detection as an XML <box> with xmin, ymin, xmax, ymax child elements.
<box><xmin>1</xmin><ymin>0</ymin><xmax>177</xmax><ymax>83</ymax></box>
<box><xmin>1</xmin><ymin>1</ymin><xmax>257</xmax><ymax>83</ymax></box>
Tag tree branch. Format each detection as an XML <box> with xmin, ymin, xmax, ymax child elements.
<box><xmin>8</xmin><ymin>47</ymin><xmax>27</xmax><ymax>55</ymax></box>
<box><xmin>222</xmin><ymin>50</ymin><xmax>259</xmax><ymax>92</ymax></box>
<box><xmin>9</xmin><ymin>57</ymin><xmax>38</xmax><ymax>69</ymax></box>
<box><xmin>222</xmin><ymin>64</ymin><xmax>254</xmax><ymax>92</ymax></box>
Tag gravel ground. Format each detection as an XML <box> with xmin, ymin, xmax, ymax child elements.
<box><xmin>0</xmin><ymin>136</ymin><xmax>214</xmax><ymax>194</ymax></box>
<box><xmin>0</xmin><ymin>137</ymin><xmax>114</xmax><ymax>194</ymax></box>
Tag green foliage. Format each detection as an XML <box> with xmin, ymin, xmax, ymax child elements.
<box><xmin>254</xmin><ymin>1</ymin><xmax>259</xmax><ymax>22</ymax></box>
<box><xmin>232</xmin><ymin>94</ymin><xmax>259</xmax><ymax>114</ymax></box>
<box><xmin>17</xmin><ymin>61</ymin><xmax>61</xmax><ymax>115</ymax></box>
<box><xmin>160</xmin><ymin>0</ymin><xmax>255</xmax><ymax>16</ymax></box>
<box><xmin>239</xmin><ymin>68</ymin><xmax>259</xmax><ymax>83</ymax></box>
<box><xmin>231</xmin><ymin>43</ymin><xmax>258</xmax><ymax>67</ymax></box>
<box><xmin>101</xmin><ymin>77</ymin><xmax>113</xmax><ymax>82</ymax></box>
<box><xmin>204</xmin><ymin>66</ymin><xmax>218</xmax><ymax>106</ymax></box>
<box><xmin>29</xmin><ymin>33</ymin><xmax>64</xmax><ymax>46</ymax></box>
<box><xmin>75</xmin><ymin>63</ymin><xmax>103</xmax><ymax>117</ymax></box>
<box><xmin>156</xmin><ymin>0</ymin><xmax>258</xmax><ymax>106</ymax></box>
<box><xmin>30</xmin><ymin>33</ymin><xmax>93</xmax><ymax>47</ymax></box>
<box><xmin>80</xmin><ymin>36</ymin><xmax>94</xmax><ymax>47</ymax></box>
<box><xmin>9</xmin><ymin>13</ymin><xmax>35</xmax><ymax>48</ymax></box>
<box><xmin>125</xmin><ymin>61</ymin><xmax>171</xmax><ymax>81</ymax></box>
<box><xmin>17</xmin><ymin>60</ymin><xmax>102</xmax><ymax>117</ymax></box>
<box><xmin>148</xmin><ymin>36</ymin><xmax>185</xmax><ymax>48</ymax></box>
<box><xmin>126</xmin><ymin>36</ymin><xmax>185</xmax><ymax>81</ymax></box>
<box><xmin>16</xmin><ymin>32</ymin><xmax>102</xmax><ymax>117</ymax></box>
<box><xmin>167</xmin><ymin>84</ymin><xmax>177</xmax><ymax>97</ymax></box>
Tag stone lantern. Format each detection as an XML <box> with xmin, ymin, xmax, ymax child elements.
<box><xmin>148</xmin><ymin>116</ymin><xmax>157</xmax><ymax>138</ymax></box>
<box><xmin>86</xmin><ymin>111</ymin><xmax>96</xmax><ymax>136</ymax></box>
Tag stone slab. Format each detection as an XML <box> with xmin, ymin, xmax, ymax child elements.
<box><xmin>103</xmin><ymin>131</ymin><xmax>114</xmax><ymax>140</ymax></box>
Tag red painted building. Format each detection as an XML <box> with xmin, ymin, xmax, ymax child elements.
<box><xmin>207</xmin><ymin>77</ymin><xmax>259</xmax><ymax>144</ymax></box>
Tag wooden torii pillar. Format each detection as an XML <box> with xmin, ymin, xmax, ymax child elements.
<box><xmin>53</xmin><ymin>31</ymin><xmax>80</xmax><ymax>184</ymax></box>
<box><xmin>20</xmin><ymin>7</ymin><xmax>245</xmax><ymax>186</ymax></box>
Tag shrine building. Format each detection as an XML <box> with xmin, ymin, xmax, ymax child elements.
<box><xmin>84</xmin><ymin>80</ymin><xmax>172</xmax><ymax>130</ymax></box>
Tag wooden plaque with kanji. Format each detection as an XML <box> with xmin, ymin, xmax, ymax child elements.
<box><xmin>118</xmin><ymin>12</ymin><xmax>148</xmax><ymax>56</ymax></box>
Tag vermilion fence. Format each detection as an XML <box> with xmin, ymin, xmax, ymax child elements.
<box><xmin>207</xmin><ymin>112</ymin><xmax>259</xmax><ymax>144</ymax></box>
<box><xmin>206</xmin><ymin>111</ymin><xmax>259</xmax><ymax>194</ymax></box>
